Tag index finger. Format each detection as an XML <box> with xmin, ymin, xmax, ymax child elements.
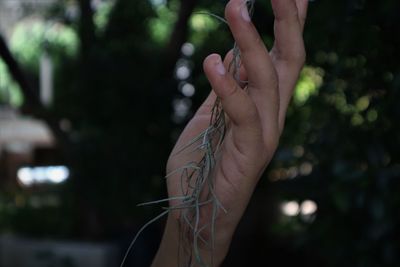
<box><xmin>225</xmin><ymin>0</ymin><xmax>280</xmax><ymax>142</ymax></box>
<box><xmin>225</xmin><ymin>0</ymin><xmax>277</xmax><ymax>93</ymax></box>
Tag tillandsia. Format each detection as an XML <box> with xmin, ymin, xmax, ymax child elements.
<box><xmin>120</xmin><ymin>1</ymin><xmax>255</xmax><ymax>267</ymax></box>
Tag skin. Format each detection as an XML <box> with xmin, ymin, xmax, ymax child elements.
<box><xmin>151</xmin><ymin>0</ymin><xmax>308</xmax><ymax>266</ymax></box>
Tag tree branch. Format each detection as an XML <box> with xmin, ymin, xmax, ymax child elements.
<box><xmin>0</xmin><ymin>35</ymin><xmax>41</xmax><ymax>111</ymax></box>
<box><xmin>78</xmin><ymin>0</ymin><xmax>96</xmax><ymax>58</ymax></box>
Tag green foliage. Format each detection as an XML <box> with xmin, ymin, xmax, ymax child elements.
<box><xmin>148</xmin><ymin>3</ymin><xmax>177</xmax><ymax>44</ymax></box>
<box><xmin>0</xmin><ymin>58</ymin><xmax>23</xmax><ymax>106</ymax></box>
<box><xmin>189</xmin><ymin>11</ymin><xmax>220</xmax><ymax>45</ymax></box>
<box><xmin>10</xmin><ymin>20</ymin><xmax>78</xmax><ymax>72</ymax></box>
<box><xmin>294</xmin><ymin>66</ymin><xmax>324</xmax><ymax>105</ymax></box>
<box><xmin>265</xmin><ymin>1</ymin><xmax>400</xmax><ymax>266</ymax></box>
<box><xmin>94</xmin><ymin>1</ymin><xmax>114</xmax><ymax>33</ymax></box>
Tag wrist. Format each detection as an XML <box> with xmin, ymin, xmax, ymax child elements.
<box><xmin>152</xmin><ymin>214</ymin><xmax>233</xmax><ymax>267</ymax></box>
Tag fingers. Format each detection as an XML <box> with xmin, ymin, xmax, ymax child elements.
<box><xmin>223</xmin><ymin>49</ymin><xmax>248</xmax><ymax>87</ymax></box>
<box><xmin>270</xmin><ymin>0</ymin><xmax>308</xmax><ymax>132</ymax></box>
<box><xmin>203</xmin><ymin>54</ymin><xmax>258</xmax><ymax>127</ymax></box>
<box><xmin>224</xmin><ymin>0</ymin><xmax>277</xmax><ymax>93</ymax></box>
<box><xmin>225</xmin><ymin>0</ymin><xmax>280</xmax><ymax>142</ymax></box>
<box><xmin>195</xmin><ymin>50</ymin><xmax>246</xmax><ymax>117</ymax></box>
<box><xmin>203</xmin><ymin>0</ymin><xmax>307</xmax><ymax>140</ymax></box>
<box><xmin>203</xmin><ymin>54</ymin><xmax>263</xmax><ymax>151</ymax></box>
<box><xmin>271</xmin><ymin>0</ymin><xmax>306</xmax><ymax>66</ymax></box>
<box><xmin>295</xmin><ymin>0</ymin><xmax>309</xmax><ymax>31</ymax></box>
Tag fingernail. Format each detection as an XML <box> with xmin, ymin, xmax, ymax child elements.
<box><xmin>215</xmin><ymin>60</ymin><xmax>226</xmax><ymax>75</ymax></box>
<box><xmin>241</xmin><ymin>1</ymin><xmax>251</xmax><ymax>22</ymax></box>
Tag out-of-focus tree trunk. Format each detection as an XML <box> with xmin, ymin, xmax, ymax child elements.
<box><xmin>75</xmin><ymin>0</ymin><xmax>105</xmax><ymax>240</ymax></box>
<box><xmin>78</xmin><ymin>0</ymin><xmax>96</xmax><ymax>59</ymax></box>
<box><xmin>165</xmin><ymin>0</ymin><xmax>198</xmax><ymax>72</ymax></box>
<box><xmin>0</xmin><ymin>35</ymin><xmax>40</xmax><ymax>112</ymax></box>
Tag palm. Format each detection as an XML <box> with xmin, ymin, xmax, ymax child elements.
<box><xmin>166</xmin><ymin>71</ymin><xmax>268</xmax><ymax>219</ymax></box>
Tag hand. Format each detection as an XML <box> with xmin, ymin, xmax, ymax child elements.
<box><xmin>153</xmin><ymin>0</ymin><xmax>308</xmax><ymax>266</ymax></box>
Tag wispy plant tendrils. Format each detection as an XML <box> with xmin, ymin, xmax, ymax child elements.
<box><xmin>194</xmin><ymin>11</ymin><xmax>228</xmax><ymax>25</ymax></box>
<box><xmin>120</xmin><ymin>1</ymin><xmax>255</xmax><ymax>267</ymax></box>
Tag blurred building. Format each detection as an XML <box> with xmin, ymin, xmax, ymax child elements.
<box><xmin>0</xmin><ymin>106</ymin><xmax>54</xmax><ymax>189</ymax></box>
<box><xmin>0</xmin><ymin>0</ymin><xmax>63</xmax><ymax>189</ymax></box>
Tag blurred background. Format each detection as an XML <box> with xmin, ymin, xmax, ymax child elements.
<box><xmin>0</xmin><ymin>0</ymin><xmax>399</xmax><ymax>266</ymax></box>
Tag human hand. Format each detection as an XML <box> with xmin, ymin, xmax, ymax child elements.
<box><xmin>154</xmin><ymin>0</ymin><xmax>308</xmax><ymax>266</ymax></box>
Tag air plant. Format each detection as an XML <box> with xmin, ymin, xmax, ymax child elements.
<box><xmin>120</xmin><ymin>1</ymin><xmax>255</xmax><ymax>266</ymax></box>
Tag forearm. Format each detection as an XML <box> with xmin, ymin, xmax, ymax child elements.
<box><xmin>151</xmin><ymin>215</ymin><xmax>232</xmax><ymax>267</ymax></box>
<box><xmin>151</xmin><ymin>217</ymin><xmax>179</xmax><ymax>267</ymax></box>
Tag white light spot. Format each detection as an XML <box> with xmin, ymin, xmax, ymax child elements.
<box><xmin>176</xmin><ymin>65</ymin><xmax>191</xmax><ymax>80</ymax></box>
<box><xmin>17</xmin><ymin>166</ymin><xmax>70</xmax><ymax>186</ymax></box>
<box><xmin>300</xmin><ymin>200</ymin><xmax>318</xmax><ymax>215</ymax></box>
<box><xmin>173</xmin><ymin>98</ymin><xmax>192</xmax><ymax>117</ymax></box>
<box><xmin>181</xmin><ymin>83</ymin><xmax>196</xmax><ymax>97</ymax></box>
<box><xmin>48</xmin><ymin>166</ymin><xmax>70</xmax><ymax>183</ymax></box>
<box><xmin>281</xmin><ymin>201</ymin><xmax>300</xmax><ymax>216</ymax></box>
<box><xmin>17</xmin><ymin>168</ymin><xmax>34</xmax><ymax>186</ymax></box>
<box><xmin>181</xmin><ymin>43</ymin><xmax>195</xmax><ymax>57</ymax></box>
